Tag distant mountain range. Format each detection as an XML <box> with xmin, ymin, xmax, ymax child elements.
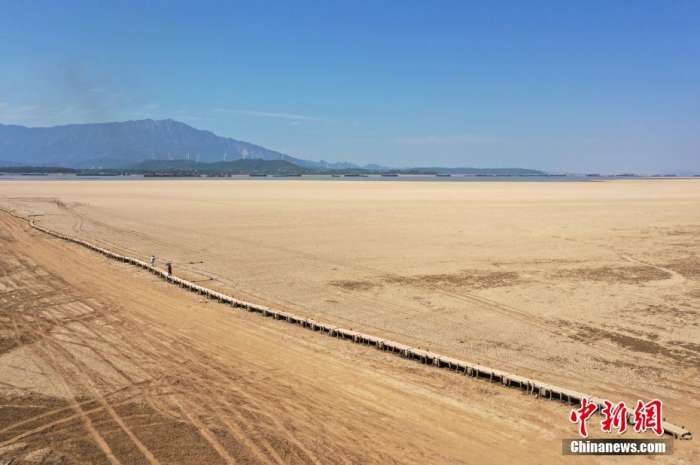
<box><xmin>0</xmin><ymin>119</ymin><xmax>357</xmax><ymax>169</ymax></box>
<box><xmin>0</xmin><ymin>119</ymin><xmax>547</xmax><ymax>174</ymax></box>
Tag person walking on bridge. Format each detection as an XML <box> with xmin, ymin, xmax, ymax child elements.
<box><xmin>167</xmin><ymin>262</ymin><xmax>172</xmax><ymax>277</ymax></box>
<box><xmin>150</xmin><ymin>255</ymin><xmax>156</xmax><ymax>266</ymax></box>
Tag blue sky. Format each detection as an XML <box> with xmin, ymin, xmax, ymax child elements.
<box><xmin>1</xmin><ymin>1</ymin><xmax>699</xmax><ymax>173</ymax></box>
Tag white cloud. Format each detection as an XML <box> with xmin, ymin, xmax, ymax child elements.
<box><xmin>179</xmin><ymin>115</ymin><xmax>218</xmax><ymax>122</ymax></box>
<box><xmin>394</xmin><ymin>134</ymin><xmax>493</xmax><ymax>145</ymax></box>
<box><xmin>0</xmin><ymin>104</ymin><xmax>52</xmax><ymax>123</ymax></box>
<box><xmin>0</xmin><ymin>104</ymin><xmax>91</xmax><ymax>127</ymax></box>
<box><xmin>127</xmin><ymin>102</ymin><xmax>161</xmax><ymax>118</ymax></box>
<box><xmin>212</xmin><ymin>108</ymin><xmax>329</xmax><ymax>122</ymax></box>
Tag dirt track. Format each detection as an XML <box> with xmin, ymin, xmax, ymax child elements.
<box><xmin>1</xmin><ymin>179</ymin><xmax>699</xmax><ymax>463</ymax></box>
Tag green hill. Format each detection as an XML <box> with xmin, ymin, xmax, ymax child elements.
<box><xmin>132</xmin><ymin>159</ymin><xmax>317</xmax><ymax>175</ymax></box>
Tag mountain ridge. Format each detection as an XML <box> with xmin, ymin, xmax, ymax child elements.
<box><xmin>0</xmin><ymin>119</ymin><xmax>361</xmax><ymax>169</ymax></box>
<box><xmin>0</xmin><ymin>119</ymin><xmax>548</xmax><ymax>174</ymax></box>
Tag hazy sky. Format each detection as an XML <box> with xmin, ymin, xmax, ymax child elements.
<box><xmin>1</xmin><ymin>1</ymin><xmax>699</xmax><ymax>173</ymax></box>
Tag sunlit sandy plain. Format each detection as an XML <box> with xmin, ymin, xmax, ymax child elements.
<box><xmin>1</xmin><ymin>178</ymin><xmax>699</xmax><ymax>463</ymax></box>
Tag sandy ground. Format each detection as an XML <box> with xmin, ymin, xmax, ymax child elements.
<box><xmin>0</xmin><ymin>178</ymin><xmax>699</xmax><ymax>463</ymax></box>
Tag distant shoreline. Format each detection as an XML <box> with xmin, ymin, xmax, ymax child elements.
<box><xmin>2</xmin><ymin>173</ymin><xmax>698</xmax><ymax>183</ymax></box>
